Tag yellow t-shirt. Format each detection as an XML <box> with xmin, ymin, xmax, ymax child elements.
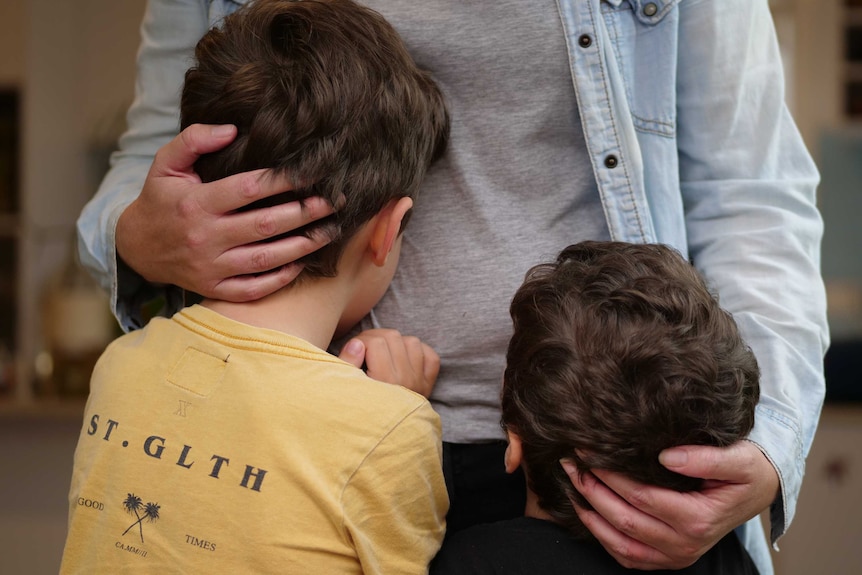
<box><xmin>61</xmin><ymin>305</ymin><xmax>448</xmax><ymax>574</ymax></box>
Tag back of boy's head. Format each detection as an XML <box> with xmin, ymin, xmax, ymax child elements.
<box><xmin>180</xmin><ymin>0</ymin><xmax>449</xmax><ymax>279</ymax></box>
<box><xmin>502</xmin><ymin>241</ymin><xmax>760</xmax><ymax>539</ymax></box>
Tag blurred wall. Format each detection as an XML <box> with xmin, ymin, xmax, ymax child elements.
<box><xmin>0</xmin><ymin>1</ymin><xmax>145</xmax><ymax>573</ymax></box>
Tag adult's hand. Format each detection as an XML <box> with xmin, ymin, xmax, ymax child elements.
<box><xmin>339</xmin><ymin>329</ymin><xmax>440</xmax><ymax>398</ymax></box>
<box><xmin>563</xmin><ymin>440</ymin><xmax>779</xmax><ymax>570</ymax></box>
<box><xmin>116</xmin><ymin>123</ymin><xmax>335</xmax><ymax>302</ymax></box>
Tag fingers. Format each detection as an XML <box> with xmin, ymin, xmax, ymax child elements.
<box><xmin>564</xmin><ymin>464</ymin><xmax>675</xmax><ymax>569</ymax></box>
<box><xmin>362</xmin><ymin>330</ymin><xmax>407</xmax><ymax>385</ymax></box>
<box><xmin>574</xmin><ymin>505</ymin><xmax>670</xmax><ymax>570</ymax></box>
<box><xmin>420</xmin><ymin>341</ymin><xmax>441</xmax><ymax>388</ymax></box>
<box><xmin>662</xmin><ymin>441</ymin><xmax>780</xmax><ymax>526</ymax></box>
<box><xmin>212</xmin><ymin>230</ymin><xmax>332</xmax><ymax>282</ymax></box>
<box><xmin>181</xmin><ymin>196</ymin><xmax>336</xmax><ymax>297</ymax></box>
<box><xmin>338</xmin><ymin>339</ymin><xmax>367</xmax><ymax>369</ymax></box>
<box><xmin>587</xmin><ymin>467</ymin><xmax>693</xmax><ymax>527</ymax></box>
<box><xmin>566</xmin><ymin>463</ymin><xmax>682</xmax><ymax>545</ymax></box>
<box><xmin>563</xmin><ymin>461</ymin><xmax>704</xmax><ymax>570</ymax></box>
<box><xmin>206</xmin><ymin>262</ymin><xmax>306</xmax><ymax>303</ymax></box>
<box><xmin>659</xmin><ymin>441</ymin><xmax>763</xmax><ymax>484</ymax></box>
<box><xmin>350</xmin><ymin>329</ymin><xmax>439</xmax><ymax>397</ymax></box>
<box><xmin>215</xmin><ymin>195</ymin><xmax>336</xmax><ymax>247</ymax></box>
<box><xmin>562</xmin><ymin>444</ymin><xmax>778</xmax><ymax>571</ymax></box>
<box><xmin>401</xmin><ymin>337</ymin><xmax>441</xmax><ymax>394</ymax></box>
<box><xmin>151</xmin><ymin>124</ymin><xmax>238</xmax><ymax>178</ymax></box>
<box><xmin>118</xmin><ymin>124</ymin><xmax>336</xmax><ymax>297</ymax></box>
<box><xmin>559</xmin><ymin>444</ymin><xmax>780</xmax><ymax>572</ymax></box>
<box><xmin>200</xmin><ymin>169</ymin><xmax>293</xmax><ymax>214</ymax></box>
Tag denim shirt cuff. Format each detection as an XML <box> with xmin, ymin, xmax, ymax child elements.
<box><xmin>746</xmin><ymin>403</ymin><xmax>804</xmax><ymax>545</ymax></box>
<box><xmin>115</xmin><ymin>258</ymin><xmax>185</xmax><ymax>332</ymax></box>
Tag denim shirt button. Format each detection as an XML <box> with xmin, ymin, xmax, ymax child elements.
<box><xmin>604</xmin><ymin>155</ymin><xmax>619</xmax><ymax>169</ymax></box>
<box><xmin>578</xmin><ymin>34</ymin><xmax>592</xmax><ymax>48</ymax></box>
<box><xmin>643</xmin><ymin>2</ymin><xmax>658</xmax><ymax>17</ymax></box>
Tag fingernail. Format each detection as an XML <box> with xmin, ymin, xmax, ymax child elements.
<box><xmin>560</xmin><ymin>458</ymin><xmax>576</xmax><ymax>475</ymax></box>
<box><xmin>343</xmin><ymin>339</ymin><xmax>363</xmax><ymax>357</ymax></box>
<box><xmin>659</xmin><ymin>448</ymin><xmax>688</xmax><ymax>468</ymax></box>
<box><xmin>212</xmin><ymin>124</ymin><xmax>236</xmax><ymax>137</ymax></box>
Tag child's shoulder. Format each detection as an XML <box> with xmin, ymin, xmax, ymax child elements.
<box><xmin>320</xmin><ymin>361</ymin><xmax>435</xmax><ymax>420</ymax></box>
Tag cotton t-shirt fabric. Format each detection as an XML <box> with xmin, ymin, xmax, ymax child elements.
<box><xmin>61</xmin><ymin>304</ymin><xmax>447</xmax><ymax>575</ymax></box>
<box><xmin>430</xmin><ymin>516</ymin><xmax>759</xmax><ymax>575</ymax></box>
<box><xmin>354</xmin><ymin>0</ymin><xmax>610</xmax><ymax>443</ymax></box>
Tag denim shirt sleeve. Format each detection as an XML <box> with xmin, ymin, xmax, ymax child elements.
<box><xmin>558</xmin><ymin>0</ymin><xmax>828</xmax><ymax>553</ymax></box>
<box><xmin>76</xmin><ymin>0</ymin><xmax>239</xmax><ymax>331</ymax></box>
<box><xmin>675</xmin><ymin>0</ymin><xmax>828</xmax><ymax>543</ymax></box>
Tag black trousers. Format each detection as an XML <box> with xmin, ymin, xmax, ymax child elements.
<box><xmin>442</xmin><ymin>441</ymin><xmax>527</xmax><ymax>535</ymax></box>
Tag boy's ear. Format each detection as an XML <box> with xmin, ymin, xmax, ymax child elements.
<box><xmin>369</xmin><ymin>197</ymin><xmax>414</xmax><ymax>267</ymax></box>
<box><xmin>504</xmin><ymin>430</ymin><xmax>523</xmax><ymax>474</ymax></box>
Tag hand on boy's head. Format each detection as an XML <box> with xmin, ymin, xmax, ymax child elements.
<box><xmin>116</xmin><ymin>123</ymin><xmax>336</xmax><ymax>302</ymax></box>
<box><xmin>562</xmin><ymin>441</ymin><xmax>779</xmax><ymax>570</ymax></box>
<box><xmin>338</xmin><ymin>329</ymin><xmax>440</xmax><ymax>398</ymax></box>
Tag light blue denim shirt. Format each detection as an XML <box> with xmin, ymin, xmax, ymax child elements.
<box><xmin>77</xmin><ymin>1</ymin><xmax>828</xmax><ymax>573</ymax></box>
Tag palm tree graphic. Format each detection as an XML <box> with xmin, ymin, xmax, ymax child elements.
<box><xmin>122</xmin><ymin>493</ymin><xmax>160</xmax><ymax>543</ymax></box>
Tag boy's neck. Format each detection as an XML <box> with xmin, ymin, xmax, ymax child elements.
<box><xmin>198</xmin><ymin>206</ymin><xmax>404</xmax><ymax>352</ymax></box>
<box><xmin>200</xmin><ymin>274</ymin><xmax>350</xmax><ymax>351</ymax></box>
<box><xmin>524</xmin><ymin>488</ymin><xmax>557</xmax><ymax>522</ymax></box>
<box><xmin>200</xmin><ymin>217</ymin><xmax>384</xmax><ymax>350</ymax></box>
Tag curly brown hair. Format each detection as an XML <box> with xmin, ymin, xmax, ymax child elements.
<box><xmin>180</xmin><ymin>0</ymin><xmax>449</xmax><ymax>278</ymax></box>
<box><xmin>502</xmin><ymin>241</ymin><xmax>760</xmax><ymax>539</ymax></box>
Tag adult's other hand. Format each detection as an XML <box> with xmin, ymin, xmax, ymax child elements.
<box><xmin>564</xmin><ymin>440</ymin><xmax>779</xmax><ymax>570</ymax></box>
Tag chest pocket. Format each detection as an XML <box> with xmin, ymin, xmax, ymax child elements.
<box><xmin>601</xmin><ymin>0</ymin><xmax>681</xmax><ymax>138</ymax></box>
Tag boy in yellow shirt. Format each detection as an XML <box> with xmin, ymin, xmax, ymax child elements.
<box><xmin>61</xmin><ymin>1</ymin><xmax>449</xmax><ymax>573</ymax></box>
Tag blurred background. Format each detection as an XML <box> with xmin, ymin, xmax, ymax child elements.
<box><xmin>0</xmin><ymin>0</ymin><xmax>859</xmax><ymax>573</ymax></box>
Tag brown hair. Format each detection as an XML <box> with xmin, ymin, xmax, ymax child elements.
<box><xmin>180</xmin><ymin>0</ymin><xmax>449</xmax><ymax>277</ymax></box>
<box><xmin>502</xmin><ymin>241</ymin><xmax>760</xmax><ymax>539</ymax></box>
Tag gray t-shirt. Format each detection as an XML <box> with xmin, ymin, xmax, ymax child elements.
<box><xmin>360</xmin><ymin>0</ymin><xmax>609</xmax><ymax>442</ymax></box>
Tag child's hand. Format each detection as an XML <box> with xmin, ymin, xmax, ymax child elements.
<box><xmin>338</xmin><ymin>329</ymin><xmax>440</xmax><ymax>398</ymax></box>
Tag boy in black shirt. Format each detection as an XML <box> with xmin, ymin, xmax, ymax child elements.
<box><xmin>432</xmin><ymin>242</ymin><xmax>760</xmax><ymax>574</ymax></box>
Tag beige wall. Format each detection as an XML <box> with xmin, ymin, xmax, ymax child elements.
<box><xmin>1</xmin><ymin>2</ymin><xmax>146</xmax><ymax>573</ymax></box>
<box><xmin>16</xmin><ymin>0</ymin><xmax>146</xmax><ymax>401</ymax></box>
<box><xmin>791</xmin><ymin>0</ymin><xmax>844</xmax><ymax>157</ymax></box>
<box><xmin>0</xmin><ymin>0</ymin><xmax>26</xmax><ymax>86</ymax></box>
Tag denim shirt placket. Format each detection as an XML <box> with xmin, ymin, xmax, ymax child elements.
<box><xmin>555</xmin><ymin>2</ymin><xmax>779</xmax><ymax>573</ymax></box>
<box><xmin>555</xmin><ymin>0</ymin><xmax>657</xmax><ymax>246</ymax></box>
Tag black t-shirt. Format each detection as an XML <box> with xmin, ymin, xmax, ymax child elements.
<box><xmin>430</xmin><ymin>517</ymin><xmax>759</xmax><ymax>575</ymax></box>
